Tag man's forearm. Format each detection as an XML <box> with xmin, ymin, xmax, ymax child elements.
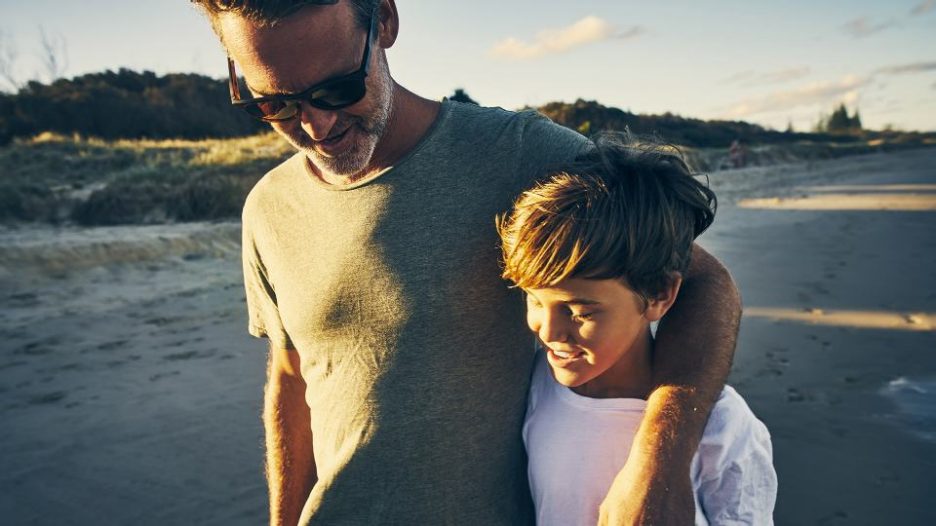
<box><xmin>264</xmin><ymin>349</ymin><xmax>317</xmax><ymax>526</ymax></box>
<box><xmin>600</xmin><ymin>244</ymin><xmax>740</xmax><ymax>525</ymax></box>
<box><xmin>647</xmin><ymin>243</ymin><xmax>740</xmax><ymax>450</ymax></box>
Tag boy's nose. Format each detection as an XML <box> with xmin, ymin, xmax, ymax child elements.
<box><xmin>298</xmin><ymin>103</ymin><xmax>339</xmax><ymax>142</ymax></box>
<box><xmin>538</xmin><ymin>311</ymin><xmax>568</xmax><ymax>345</ymax></box>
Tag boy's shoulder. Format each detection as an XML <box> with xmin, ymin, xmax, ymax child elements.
<box><xmin>693</xmin><ymin>386</ymin><xmax>777</xmax><ymax>523</ymax></box>
<box><xmin>701</xmin><ymin>385</ymin><xmax>768</xmax><ymax>445</ymax></box>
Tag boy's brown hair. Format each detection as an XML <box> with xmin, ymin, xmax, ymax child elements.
<box><xmin>497</xmin><ymin>132</ymin><xmax>717</xmax><ymax>306</ymax></box>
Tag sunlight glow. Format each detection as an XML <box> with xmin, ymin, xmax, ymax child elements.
<box><xmin>744</xmin><ymin>307</ymin><xmax>935</xmax><ymax>332</ymax></box>
<box><xmin>738</xmin><ymin>194</ymin><xmax>936</xmax><ymax>211</ymax></box>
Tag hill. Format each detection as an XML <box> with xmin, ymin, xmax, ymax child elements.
<box><xmin>535</xmin><ymin>99</ymin><xmax>935</xmax><ymax>148</ymax></box>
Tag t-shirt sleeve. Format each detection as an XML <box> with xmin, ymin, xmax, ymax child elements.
<box><xmin>241</xmin><ymin>204</ymin><xmax>294</xmax><ymax>351</ymax></box>
<box><xmin>693</xmin><ymin>386</ymin><xmax>777</xmax><ymax>525</ymax></box>
<box><xmin>526</xmin><ymin>342</ymin><xmax>550</xmax><ymax>413</ymax></box>
<box><xmin>518</xmin><ymin>110</ymin><xmax>591</xmax><ymax>181</ymax></box>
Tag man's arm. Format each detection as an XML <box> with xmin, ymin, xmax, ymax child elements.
<box><xmin>264</xmin><ymin>345</ymin><xmax>317</xmax><ymax>526</ymax></box>
<box><xmin>600</xmin><ymin>244</ymin><xmax>741</xmax><ymax>525</ymax></box>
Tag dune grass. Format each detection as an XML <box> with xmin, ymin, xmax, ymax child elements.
<box><xmin>0</xmin><ymin>132</ymin><xmax>294</xmax><ymax>225</ymax></box>
<box><xmin>2</xmin><ymin>130</ymin><xmax>933</xmax><ymax>226</ymax></box>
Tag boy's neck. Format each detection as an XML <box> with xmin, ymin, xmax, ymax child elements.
<box><xmin>571</xmin><ymin>326</ymin><xmax>655</xmax><ymax>400</ymax></box>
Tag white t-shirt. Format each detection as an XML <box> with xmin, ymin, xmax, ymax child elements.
<box><xmin>523</xmin><ymin>353</ymin><xmax>777</xmax><ymax>525</ymax></box>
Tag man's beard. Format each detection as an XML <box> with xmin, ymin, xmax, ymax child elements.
<box><xmin>284</xmin><ymin>62</ymin><xmax>393</xmax><ymax>180</ymax></box>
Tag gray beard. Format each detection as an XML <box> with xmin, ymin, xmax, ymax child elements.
<box><xmin>306</xmin><ymin>129</ymin><xmax>379</xmax><ymax>177</ymax></box>
<box><xmin>304</xmin><ymin>64</ymin><xmax>393</xmax><ymax>180</ymax></box>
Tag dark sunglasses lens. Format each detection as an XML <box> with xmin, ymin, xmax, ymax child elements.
<box><xmin>308</xmin><ymin>76</ymin><xmax>366</xmax><ymax>110</ymax></box>
<box><xmin>245</xmin><ymin>100</ymin><xmax>299</xmax><ymax>122</ymax></box>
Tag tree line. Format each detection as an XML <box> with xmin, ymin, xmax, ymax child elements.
<box><xmin>0</xmin><ymin>68</ymin><xmax>265</xmax><ymax>145</ymax></box>
<box><xmin>534</xmin><ymin>99</ymin><xmax>862</xmax><ymax>148</ymax></box>
<box><xmin>0</xmin><ymin>71</ymin><xmax>908</xmax><ymax>148</ymax></box>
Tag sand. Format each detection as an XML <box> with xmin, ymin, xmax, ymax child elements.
<box><xmin>703</xmin><ymin>148</ymin><xmax>936</xmax><ymax>525</ymax></box>
<box><xmin>1</xmin><ymin>148</ymin><xmax>935</xmax><ymax>525</ymax></box>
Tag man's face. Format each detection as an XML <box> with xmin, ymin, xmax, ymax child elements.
<box><xmin>219</xmin><ymin>4</ymin><xmax>393</xmax><ymax>178</ymax></box>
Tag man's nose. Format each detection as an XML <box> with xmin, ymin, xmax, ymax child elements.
<box><xmin>298</xmin><ymin>103</ymin><xmax>339</xmax><ymax>141</ymax></box>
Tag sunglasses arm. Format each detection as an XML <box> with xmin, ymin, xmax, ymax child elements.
<box><xmin>227</xmin><ymin>58</ymin><xmax>243</xmax><ymax>102</ymax></box>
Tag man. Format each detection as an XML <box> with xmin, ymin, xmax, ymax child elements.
<box><xmin>192</xmin><ymin>1</ymin><xmax>741</xmax><ymax>524</ymax></box>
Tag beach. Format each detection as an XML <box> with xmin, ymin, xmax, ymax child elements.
<box><xmin>1</xmin><ymin>147</ymin><xmax>934</xmax><ymax>525</ymax></box>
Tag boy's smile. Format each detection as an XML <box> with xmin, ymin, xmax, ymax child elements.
<box><xmin>525</xmin><ymin>277</ymin><xmax>678</xmax><ymax>399</ymax></box>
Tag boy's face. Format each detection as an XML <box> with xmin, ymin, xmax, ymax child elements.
<box><xmin>525</xmin><ymin>277</ymin><xmax>663</xmax><ymax>392</ymax></box>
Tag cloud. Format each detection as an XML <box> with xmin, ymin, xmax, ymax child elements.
<box><xmin>722</xmin><ymin>67</ymin><xmax>811</xmax><ymax>86</ymax></box>
<box><xmin>724</xmin><ymin>75</ymin><xmax>872</xmax><ymax>118</ymax></box>
<box><xmin>910</xmin><ymin>0</ymin><xmax>936</xmax><ymax>16</ymax></box>
<box><xmin>874</xmin><ymin>61</ymin><xmax>936</xmax><ymax>75</ymax></box>
<box><xmin>489</xmin><ymin>16</ymin><xmax>643</xmax><ymax>60</ymax></box>
<box><xmin>841</xmin><ymin>17</ymin><xmax>895</xmax><ymax>38</ymax></box>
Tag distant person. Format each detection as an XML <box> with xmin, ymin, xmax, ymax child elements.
<box><xmin>498</xmin><ymin>134</ymin><xmax>777</xmax><ymax>525</ymax></box>
<box><xmin>729</xmin><ymin>139</ymin><xmax>747</xmax><ymax>169</ymax></box>
<box><xmin>191</xmin><ymin>0</ymin><xmax>742</xmax><ymax>524</ymax></box>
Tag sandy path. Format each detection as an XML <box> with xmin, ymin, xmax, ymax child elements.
<box><xmin>0</xmin><ymin>227</ymin><xmax>268</xmax><ymax>525</ymax></box>
<box><xmin>1</xmin><ymin>148</ymin><xmax>934</xmax><ymax>525</ymax></box>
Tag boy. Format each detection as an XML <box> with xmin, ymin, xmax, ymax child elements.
<box><xmin>497</xmin><ymin>133</ymin><xmax>777</xmax><ymax>525</ymax></box>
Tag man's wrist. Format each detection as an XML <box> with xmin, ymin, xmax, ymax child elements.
<box><xmin>634</xmin><ymin>384</ymin><xmax>711</xmax><ymax>467</ymax></box>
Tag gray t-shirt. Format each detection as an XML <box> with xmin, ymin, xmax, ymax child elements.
<box><xmin>242</xmin><ymin>100</ymin><xmax>587</xmax><ymax>525</ymax></box>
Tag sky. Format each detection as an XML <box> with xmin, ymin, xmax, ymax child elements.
<box><xmin>1</xmin><ymin>0</ymin><xmax>935</xmax><ymax>132</ymax></box>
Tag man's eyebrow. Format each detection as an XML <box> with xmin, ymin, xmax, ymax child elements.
<box><xmin>245</xmin><ymin>82</ymin><xmax>292</xmax><ymax>97</ymax></box>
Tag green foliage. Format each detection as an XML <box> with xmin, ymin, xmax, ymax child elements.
<box><xmin>0</xmin><ymin>132</ymin><xmax>294</xmax><ymax>225</ymax></box>
<box><xmin>535</xmin><ymin>99</ymin><xmax>852</xmax><ymax>148</ymax></box>
<box><xmin>0</xmin><ymin>181</ymin><xmax>58</xmax><ymax>222</ymax></box>
<box><xmin>818</xmin><ymin>103</ymin><xmax>863</xmax><ymax>134</ymax></box>
<box><xmin>0</xmin><ymin>69</ymin><xmax>266</xmax><ymax>142</ymax></box>
<box><xmin>827</xmin><ymin>104</ymin><xmax>851</xmax><ymax>131</ymax></box>
<box><xmin>449</xmin><ymin>88</ymin><xmax>478</xmax><ymax>105</ymax></box>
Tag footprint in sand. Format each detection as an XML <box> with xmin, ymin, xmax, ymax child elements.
<box><xmin>95</xmin><ymin>339</ymin><xmax>129</xmax><ymax>352</ymax></box>
<box><xmin>817</xmin><ymin>510</ymin><xmax>849</xmax><ymax>524</ymax></box>
<box><xmin>787</xmin><ymin>388</ymin><xmax>806</xmax><ymax>402</ymax></box>
<box><xmin>163</xmin><ymin>349</ymin><xmax>217</xmax><ymax>361</ymax></box>
<box><xmin>15</xmin><ymin>341</ymin><xmax>55</xmax><ymax>356</ymax></box>
<box><xmin>149</xmin><ymin>370</ymin><xmax>181</xmax><ymax>382</ymax></box>
<box><xmin>28</xmin><ymin>391</ymin><xmax>66</xmax><ymax>405</ymax></box>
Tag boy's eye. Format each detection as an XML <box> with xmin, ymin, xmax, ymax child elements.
<box><xmin>570</xmin><ymin>310</ymin><xmax>595</xmax><ymax>322</ymax></box>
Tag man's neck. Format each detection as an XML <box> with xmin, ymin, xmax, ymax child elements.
<box><xmin>314</xmin><ymin>84</ymin><xmax>440</xmax><ymax>186</ymax></box>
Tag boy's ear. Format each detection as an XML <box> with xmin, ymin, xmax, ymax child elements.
<box><xmin>644</xmin><ymin>275</ymin><xmax>683</xmax><ymax>322</ymax></box>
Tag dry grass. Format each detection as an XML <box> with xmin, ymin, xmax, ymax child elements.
<box><xmin>2</xmin><ymin>130</ymin><xmax>932</xmax><ymax>225</ymax></box>
<box><xmin>1</xmin><ymin>132</ymin><xmax>294</xmax><ymax>225</ymax></box>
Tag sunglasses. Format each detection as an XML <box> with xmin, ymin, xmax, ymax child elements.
<box><xmin>228</xmin><ymin>13</ymin><xmax>377</xmax><ymax>122</ymax></box>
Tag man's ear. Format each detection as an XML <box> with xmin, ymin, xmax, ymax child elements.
<box><xmin>377</xmin><ymin>0</ymin><xmax>399</xmax><ymax>49</ymax></box>
<box><xmin>644</xmin><ymin>275</ymin><xmax>683</xmax><ymax>323</ymax></box>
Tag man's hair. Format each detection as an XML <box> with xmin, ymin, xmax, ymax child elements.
<box><xmin>497</xmin><ymin>132</ymin><xmax>717</xmax><ymax>305</ymax></box>
<box><xmin>191</xmin><ymin>0</ymin><xmax>379</xmax><ymax>30</ymax></box>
